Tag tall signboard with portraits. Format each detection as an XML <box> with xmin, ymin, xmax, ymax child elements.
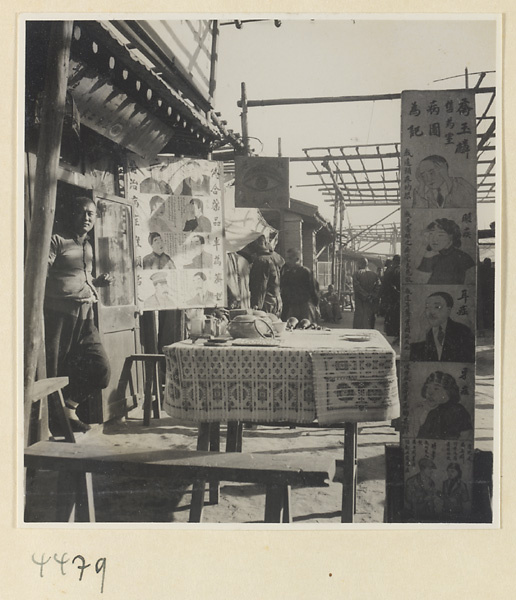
<box><xmin>400</xmin><ymin>90</ymin><xmax>477</xmax><ymax>523</ymax></box>
<box><xmin>126</xmin><ymin>156</ymin><xmax>226</xmax><ymax>311</ymax></box>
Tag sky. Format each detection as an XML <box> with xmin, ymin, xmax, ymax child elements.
<box><xmin>212</xmin><ymin>17</ymin><xmax>498</xmax><ymax>249</ymax></box>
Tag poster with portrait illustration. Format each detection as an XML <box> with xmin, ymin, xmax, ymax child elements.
<box><xmin>401</xmin><ymin>90</ymin><xmax>477</xmax><ymax>522</ymax></box>
<box><xmin>402</xmin><ymin>209</ymin><xmax>476</xmax><ymax>285</ymax></box>
<box><xmin>401</xmin><ymin>284</ymin><xmax>475</xmax><ymax>363</ymax></box>
<box><xmin>400</xmin><ymin>90</ymin><xmax>477</xmax><ymax>210</ymax></box>
<box><xmin>127</xmin><ymin>154</ymin><xmax>226</xmax><ymax>310</ymax></box>
<box><xmin>399</xmin><ymin>362</ymin><xmax>475</xmax><ymax>440</ymax></box>
<box><xmin>402</xmin><ymin>438</ymin><xmax>474</xmax><ymax>523</ymax></box>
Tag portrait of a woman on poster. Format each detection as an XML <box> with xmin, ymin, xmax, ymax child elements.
<box><xmin>417</xmin><ymin>218</ymin><xmax>475</xmax><ymax>284</ymax></box>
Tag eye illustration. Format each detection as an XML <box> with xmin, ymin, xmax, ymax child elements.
<box><xmin>243</xmin><ymin>167</ymin><xmax>284</xmax><ymax>193</ymax></box>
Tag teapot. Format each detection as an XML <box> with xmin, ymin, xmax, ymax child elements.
<box><xmin>227</xmin><ymin>315</ymin><xmax>275</xmax><ymax>339</ymax></box>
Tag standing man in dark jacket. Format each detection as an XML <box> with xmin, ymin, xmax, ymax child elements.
<box><xmin>249</xmin><ymin>235</ymin><xmax>282</xmax><ymax>317</ymax></box>
<box><xmin>352</xmin><ymin>258</ymin><xmax>380</xmax><ymax>329</ymax></box>
<box><xmin>280</xmin><ymin>248</ymin><xmax>319</xmax><ymax>322</ymax></box>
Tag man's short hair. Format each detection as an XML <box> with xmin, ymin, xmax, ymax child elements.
<box><xmin>192</xmin><ymin>235</ymin><xmax>205</xmax><ymax>245</ymax></box>
<box><xmin>419</xmin><ymin>154</ymin><xmax>449</xmax><ymax>170</ymax></box>
<box><xmin>148</xmin><ymin>232</ymin><xmax>161</xmax><ymax>245</ymax></box>
<box><xmin>190</xmin><ymin>198</ymin><xmax>203</xmax><ymax>212</ymax></box>
<box><xmin>418</xmin><ymin>457</ymin><xmax>436</xmax><ymax>470</ymax></box>
<box><xmin>71</xmin><ymin>196</ymin><xmax>95</xmax><ymax>214</ymax></box>
<box><xmin>427</xmin><ymin>291</ymin><xmax>454</xmax><ymax>308</ymax></box>
<box><xmin>150</xmin><ymin>195</ymin><xmax>164</xmax><ymax>212</ymax></box>
<box><xmin>194</xmin><ymin>271</ymin><xmax>207</xmax><ymax>281</ymax></box>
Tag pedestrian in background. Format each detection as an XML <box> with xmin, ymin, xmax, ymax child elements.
<box><xmin>352</xmin><ymin>258</ymin><xmax>380</xmax><ymax>329</ymax></box>
<box><xmin>280</xmin><ymin>248</ymin><xmax>319</xmax><ymax>322</ymax></box>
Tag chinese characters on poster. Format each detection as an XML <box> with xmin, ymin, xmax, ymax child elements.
<box><xmin>126</xmin><ymin>156</ymin><xmax>226</xmax><ymax>311</ymax></box>
<box><xmin>400</xmin><ymin>90</ymin><xmax>477</xmax><ymax>522</ymax></box>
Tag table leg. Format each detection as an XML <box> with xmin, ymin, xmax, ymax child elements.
<box><xmin>341</xmin><ymin>422</ymin><xmax>357</xmax><ymax>523</ymax></box>
<box><xmin>236</xmin><ymin>422</ymin><xmax>243</xmax><ymax>452</ymax></box>
<box><xmin>189</xmin><ymin>423</ymin><xmax>210</xmax><ymax>522</ymax></box>
<box><xmin>226</xmin><ymin>421</ymin><xmax>239</xmax><ymax>452</ymax></box>
<box><xmin>208</xmin><ymin>423</ymin><xmax>220</xmax><ymax>505</ymax></box>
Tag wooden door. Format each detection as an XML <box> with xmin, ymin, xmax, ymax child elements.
<box><xmin>93</xmin><ymin>193</ymin><xmax>140</xmax><ymax>422</ymax></box>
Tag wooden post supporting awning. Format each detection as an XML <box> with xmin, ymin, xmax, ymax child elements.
<box><xmin>24</xmin><ymin>22</ymin><xmax>73</xmax><ymax>428</ymax></box>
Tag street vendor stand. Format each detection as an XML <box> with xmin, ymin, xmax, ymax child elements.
<box><xmin>163</xmin><ymin>328</ymin><xmax>399</xmax><ymax>523</ymax></box>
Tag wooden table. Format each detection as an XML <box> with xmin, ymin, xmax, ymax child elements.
<box><xmin>163</xmin><ymin>329</ymin><xmax>400</xmax><ymax>522</ymax></box>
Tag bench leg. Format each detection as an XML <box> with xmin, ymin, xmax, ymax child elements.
<box><xmin>226</xmin><ymin>421</ymin><xmax>243</xmax><ymax>453</ymax></box>
<box><xmin>152</xmin><ymin>362</ymin><xmax>162</xmax><ymax>420</ymax></box>
<box><xmin>55</xmin><ymin>471</ymin><xmax>95</xmax><ymax>522</ymax></box>
<box><xmin>264</xmin><ymin>484</ymin><xmax>289</xmax><ymax>523</ymax></box>
<box><xmin>282</xmin><ymin>485</ymin><xmax>292</xmax><ymax>523</ymax></box>
<box><xmin>143</xmin><ymin>360</ymin><xmax>154</xmax><ymax>426</ymax></box>
<box><xmin>208</xmin><ymin>423</ymin><xmax>220</xmax><ymax>505</ymax></box>
<box><xmin>189</xmin><ymin>423</ymin><xmax>210</xmax><ymax>522</ymax></box>
<box><xmin>117</xmin><ymin>357</ymin><xmax>135</xmax><ymax>417</ymax></box>
<box><xmin>341</xmin><ymin>422</ymin><xmax>357</xmax><ymax>523</ymax></box>
<box><xmin>24</xmin><ymin>467</ymin><xmax>39</xmax><ymax>522</ymax></box>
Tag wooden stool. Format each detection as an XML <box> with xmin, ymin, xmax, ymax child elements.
<box><xmin>116</xmin><ymin>354</ymin><xmax>166</xmax><ymax>425</ymax></box>
<box><xmin>24</xmin><ymin>377</ymin><xmax>95</xmax><ymax>522</ymax></box>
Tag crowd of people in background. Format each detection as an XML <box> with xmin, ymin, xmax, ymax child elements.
<box><xmin>225</xmin><ymin>243</ymin><xmax>493</xmax><ymax>346</ymax></box>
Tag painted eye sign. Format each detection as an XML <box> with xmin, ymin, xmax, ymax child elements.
<box><xmin>235</xmin><ymin>156</ymin><xmax>290</xmax><ymax>209</ymax></box>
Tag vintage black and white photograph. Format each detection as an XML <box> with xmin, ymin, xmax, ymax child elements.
<box><xmin>21</xmin><ymin>16</ymin><xmax>498</xmax><ymax>527</ymax></box>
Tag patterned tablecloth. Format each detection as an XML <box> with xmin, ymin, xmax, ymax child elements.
<box><xmin>163</xmin><ymin>329</ymin><xmax>400</xmax><ymax>425</ymax></box>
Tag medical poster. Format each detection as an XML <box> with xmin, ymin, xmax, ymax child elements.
<box><xmin>126</xmin><ymin>155</ymin><xmax>226</xmax><ymax>310</ymax></box>
<box><xmin>400</xmin><ymin>90</ymin><xmax>477</xmax><ymax>522</ymax></box>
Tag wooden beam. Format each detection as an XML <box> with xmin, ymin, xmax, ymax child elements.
<box><xmin>24</xmin><ymin>22</ymin><xmax>73</xmax><ymax>422</ymax></box>
<box><xmin>238</xmin><ymin>87</ymin><xmax>495</xmax><ymax>108</ymax></box>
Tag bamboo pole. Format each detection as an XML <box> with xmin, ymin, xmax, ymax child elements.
<box><xmin>24</xmin><ymin>22</ymin><xmax>73</xmax><ymax>421</ymax></box>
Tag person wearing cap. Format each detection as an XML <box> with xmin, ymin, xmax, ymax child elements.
<box><xmin>409</xmin><ymin>291</ymin><xmax>475</xmax><ymax>363</ymax></box>
<box><xmin>44</xmin><ymin>196</ymin><xmax>112</xmax><ymax>432</ymax></box>
<box><xmin>143</xmin><ymin>232</ymin><xmax>175</xmax><ymax>270</ymax></box>
<box><xmin>144</xmin><ymin>271</ymin><xmax>173</xmax><ymax>310</ymax></box>
<box><xmin>404</xmin><ymin>457</ymin><xmax>439</xmax><ymax>521</ymax></box>
<box><xmin>352</xmin><ymin>258</ymin><xmax>380</xmax><ymax>329</ymax></box>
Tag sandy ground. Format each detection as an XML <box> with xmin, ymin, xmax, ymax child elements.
<box><xmin>26</xmin><ymin>310</ymin><xmax>494</xmax><ymax>525</ymax></box>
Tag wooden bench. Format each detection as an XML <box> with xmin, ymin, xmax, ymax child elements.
<box><xmin>116</xmin><ymin>354</ymin><xmax>166</xmax><ymax>425</ymax></box>
<box><xmin>24</xmin><ymin>441</ymin><xmax>335</xmax><ymax>523</ymax></box>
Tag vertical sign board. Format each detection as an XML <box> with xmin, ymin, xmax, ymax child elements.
<box><xmin>126</xmin><ymin>156</ymin><xmax>226</xmax><ymax>311</ymax></box>
<box><xmin>400</xmin><ymin>90</ymin><xmax>477</xmax><ymax>522</ymax></box>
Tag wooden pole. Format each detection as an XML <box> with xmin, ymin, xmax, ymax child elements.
<box><xmin>237</xmin><ymin>87</ymin><xmax>495</xmax><ymax>109</ymax></box>
<box><xmin>24</xmin><ymin>22</ymin><xmax>73</xmax><ymax>418</ymax></box>
<box><xmin>240</xmin><ymin>82</ymin><xmax>250</xmax><ymax>156</ymax></box>
<box><xmin>331</xmin><ymin>189</ymin><xmax>338</xmax><ymax>285</ymax></box>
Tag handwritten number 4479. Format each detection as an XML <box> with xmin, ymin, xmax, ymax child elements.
<box><xmin>32</xmin><ymin>553</ymin><xmax>106</xmax><ymax>594</ymax></box>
